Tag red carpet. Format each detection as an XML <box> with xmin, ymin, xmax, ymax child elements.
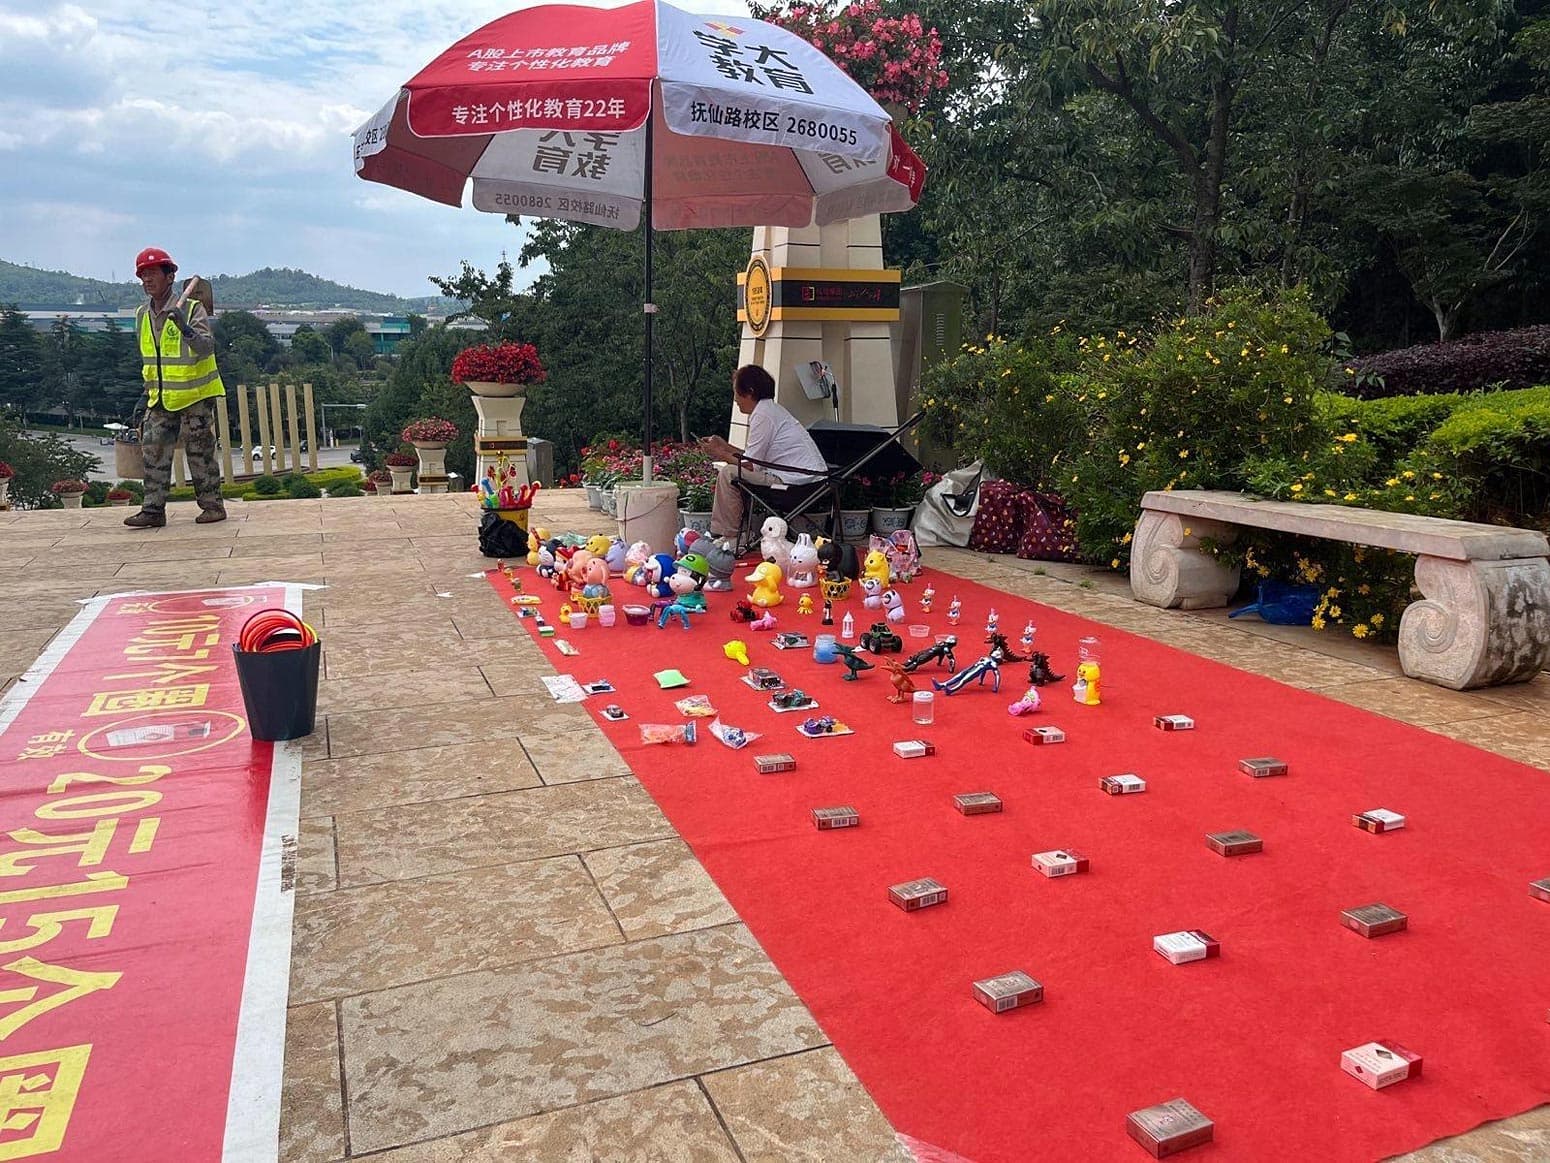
<box><xmin>491</xmin><ymin>562</ymin><xmax>1550</xmax><ymax>1162</ymax></box>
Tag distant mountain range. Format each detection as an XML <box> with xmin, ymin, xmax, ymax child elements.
<box><xmin>0</xmin><ymin>259</ymin><xmax>458</xmax><ymax>314</ymax></box>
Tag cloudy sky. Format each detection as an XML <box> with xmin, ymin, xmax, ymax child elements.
<box><xmin>0</xmin><ymin>0</ymin><xmax>746</xmax><ymax>298</ymax></box>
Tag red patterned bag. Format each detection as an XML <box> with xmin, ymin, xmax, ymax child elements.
<box><xmin>1016</xmin><ymin>492</ymin><xmax>1079</xmax><ymax>562</ymax></box>
<box><xmin>967</xmin><ymin>480</ymin><xmax>1026</xmax><ymax>553</ymax></box>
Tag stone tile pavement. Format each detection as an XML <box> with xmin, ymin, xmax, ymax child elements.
<box><xmin>2</xmin><ymin>492</ymin><xmax>1544</xmax><ymax>1161</ymax></box>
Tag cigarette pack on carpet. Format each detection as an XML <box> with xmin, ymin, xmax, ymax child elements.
<box><xmin>893</xmin><ymin>739</ymin><xmax>937</xmax><ymax>759</ymax></box>
<box><xmin>1342</xmin><ymin>902</ymin><xmax>1407</xmax><ymax>938</ymax></box>
<box><xmin>1154</xmin><ymin>714</ymin><xmax>1195</xmax><ymax>732</ymax></box>
<box><xmin>1341</xmin><ymin>1040</ymin><xmax>1422</xmax><ymax>1090</ymax></box>
<box><xmin>1239</xmin><ymin>756</ymin><xmax>1288</xmax><ymax>778</ymax></box>
<box><xmin>1101</xmin><ymin>774</ymin><xmax>1147</xmax><ymax>795</ymax></box>
<box><xmin>812</xmin><ymin>806</ymin><xmax>859</xmax><ymax>830</ymax></box>
<box><xmin>753</xmin><ymin>753</ymin><xmax>797</xmax><ymax>774</ymax></box>
<box><xmin>954</xmin><ymin>792</ymin><xmax>1003</xmax><ymax>815</ymax></box>
<box><xmin>1032</xmin><ymin>849</ymin><xmax>1089</xmax><ymax>878</ymax></box>
<box><xmin>1529</xmin><ymin>877</ymin><xmax>1550</xmax><ymax>903</ymax></box>
<box><xmin>972</xmin><ymin>970</ymin><xmax>1043</xmax><ymax>1013</ymax></box>
<box><xmin>1023</xmin><ymin>725</ymin><xmax>1065</xmax><ymax>745</ymax></box>
<box><xmin>1126</xmin><ymin>1098</ymin><xmax>1214</xmax><ymax>1158</ymax></box>
<box><xmin>1353</xmin><ymin>808</ymin><xmax>1406</xmax><ymax>833</ymax></box>
<box><xmin>1206</xmin><ymin>830</ymin><xmax>1263</xmax><ymax>857</ymax></box>
<box><xmin>889</xmin><ymin>877</ymin><xmax>948</xmax><ymax>911</ymax></box>
<box><xmin>1153</xmin><ymin>930</ymin><xmax>1221</xmax><ymax>964</ymax></box>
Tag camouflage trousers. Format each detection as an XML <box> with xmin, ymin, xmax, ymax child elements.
<box><xmin>141</xmin><ymin>399</ymin><xmax>224</xmax><ymax>513</ymax></box>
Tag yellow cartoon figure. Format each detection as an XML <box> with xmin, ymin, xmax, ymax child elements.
<box><xmin>746</xmin><ymin>561</ymin><xmax>785</xmax><ymax>607</ymax></box>
<box><xmin>1072</xmin><ymin>660</ymin><xmax>1101</xmax><ymax>706</ymax></box>
<box><xmin>862</xmin><ymin>548</ymin><xmax>891</xmax><ymax>589</ymax></box>
<box><xmin>797</xmin><ymin>594</ymin><xmax>814</xmax><ymax>615</ymax></box>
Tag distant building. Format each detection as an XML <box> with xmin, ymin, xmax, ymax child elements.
<box><xmin>15</xmin><ymin>306</ymin><xmax>466</xmax><ymax>353</ymax></box>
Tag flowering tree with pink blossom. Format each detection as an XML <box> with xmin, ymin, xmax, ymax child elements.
<box><xmin>752</xmin><ymin>0</ymin><xmax>947</xmax><ymax>115</ymax></box>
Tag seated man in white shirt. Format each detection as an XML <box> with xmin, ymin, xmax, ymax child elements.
<box><xmin>699</xmin><ymin>364</ymin><xmax>828</xmax><ymax>541</ymax></box>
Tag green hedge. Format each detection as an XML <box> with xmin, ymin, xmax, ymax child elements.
<box><xmin>166</xmin><ymin>466</ymin><xmax>361</xmax><ymax>503</ymax></box>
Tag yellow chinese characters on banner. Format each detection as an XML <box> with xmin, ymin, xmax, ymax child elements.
<box><xmin>0</xmin><ymin>1044</ymin><xmax>91</xmax><ymax>1160</ymax></box>
<box><xmin>83</xmin><ymin>687</ymin><xmax>209</xmax><ymax>718</ymax></box>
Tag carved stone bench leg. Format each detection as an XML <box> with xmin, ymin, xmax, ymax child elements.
<box><xmin>1129</xmin><ymin>512</ymin><xmax>1241</xmax><ymax>610</ymax></box>
<box><xmin>1399</xmin><ymin>555</ymin><xmax>1550</xmax><ymax>689</ymax></box>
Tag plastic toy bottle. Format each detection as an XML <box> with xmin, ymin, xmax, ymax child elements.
<box><xmin>947</xmin><ymin>597</ymin><xmax>961</xmax><ymax>626</ymax></box>
<box><xmin>841</xmin><ymin>611</ymin><xmax>855</xmax><ymax>639</ymax></box>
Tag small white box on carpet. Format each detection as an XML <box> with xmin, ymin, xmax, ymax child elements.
<box><xmin>1342</xmin><ymin>903</ymin><xmax>1407</xmax><ymax>938</ymax></box>
<box><xmin>1353</xmin><ymin>808</ymin><xmax>1406</xmax><ymax>833</ymax></box>
<box><xmin>892</xmin><ymin>739</ymin><xmax>937</xmax><ymax>759</ymax></box>
<box><xmin>1032</xmin><ymin>849</ymin><xmax>1089</xmax><ymax>878</ymax></box>
<box><xmin>1126</xmin><ymin>1098</ymin><xmax>1214</xmax><ymax>1158</ymax></box>
<box><xmin>1101</xmin><ymin>774</ymin><xmax>1147</xmax><ymax>795</ymax></box>
<box><xmin>972</xmin><ymin>970</ymin><xmax>1043</xmax><ymax>1013</ymax></box>
<box><xmin>1238</xmin><ymin>756</ymin><xmax>1288</xmax><ymax>778</ymax></box>
<box><xmin>1153</xmin><ymin>930</ymin><xmax>1220</xmax><ymax>964</ymax></box>
<box><xmin>1341</xmin><ymin>1040</ymin><xmax>1422</xmax><ymax>1089</ymax></box>
<box><xmin>812</xmin><ymin>806</ymin><xmax>859</xmax><ymax>830</ymax></box>
<box><xmin>1206</xmin><ymin>830</ymin><xmax>1262</xmax><ymax>857</ymax></box>
<box><xmin>753</xmin><ymin>753</ymin><xmax>796</xmax><ymax>774</ymax></box>
<box><xmin>954</xmin><ymin>792</ymin><xmax>1003</xmax><ymax>815</ymax></box>
<box><xmin>1154</xmin><ymin>715</ymin><xmax>1195</xmax><ymax>731</ymax></box>
<box><xmin>889</xmin><ymin>877</ymin><xmax>948</xmax><ymax>911</ymax></box>
<box><xmin>1023</xmin><ymin>726</ymin><xmax>1065</xmax><ymax>745</ymax></box>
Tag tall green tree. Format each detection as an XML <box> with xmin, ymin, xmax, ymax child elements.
<box><xmin>0</xmin><ymin>306</ymin><xmax>44</xmax><ymax>415</ymax></box>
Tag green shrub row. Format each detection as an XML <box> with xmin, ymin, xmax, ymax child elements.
<box><xmin>166</xmin><ymin>466</ymin><xmax>362</xmax><ymax>503</ymax></box>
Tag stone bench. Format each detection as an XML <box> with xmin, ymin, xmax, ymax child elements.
<box><xmin>1129</xmin><ymin>489</ymin><xmax>1550</xmax><ymax>690</ymax></box>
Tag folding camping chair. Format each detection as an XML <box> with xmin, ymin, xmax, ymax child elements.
<box><xmin>729</xmin><ymin>411</ymin><xmax>924</xmax><ymax>553</ymax></box>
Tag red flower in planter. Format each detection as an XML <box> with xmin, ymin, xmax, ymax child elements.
<box><xmin>401</xmin><ymin>417</ymin><xmax>458</xmax><ymax>443</ymax></box>
<box><xmin>451</xmin><ymin>342</ymin><xmax>547</xmax><ymax>386</ymax></box>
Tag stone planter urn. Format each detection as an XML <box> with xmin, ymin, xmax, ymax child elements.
<box><xmin>0</xmin><ymin>478</ymin><xmax>10</xmax><ymax>508</ymax></box>
<box><xmin>387</xmin><ymin>467</ymin><xmax>415</xmax><ymax>494</ymax></box>
<box><xmin>467</xmin><ymin>381</ymin><xmax>530</xmax><ymax>491</ymax></box>
<box><xmin>871</xmin><ymin>506</ymin><xmax>913</xmax><ymax>535</ymax></box>
<box><xmin>601</xmin><ymin>489</ymin><xmax>618</xmax><ymax>518</ymax></box>
<box><xmin>678</xmin><ymin>508</ymin><xmax>713</xmax><ymax>534</ymax></box>
<box><xmin>411</xmin><ymin>441</ymin><xmax>449</xmax><ymax>494</ymax></box>
<box><xmin>584</xmin><ymin>483</ymin><xmax>603</xmax><ymax>509</ymax></box>
<box><xmin>840</xmin><ymin>509</ymin><xmax>870</xmax><ymax>540</ymax></box>
<box><xmin>58</xmin><ymin>491</ymin><xmax>85</xmax><ymax>509</ymax></box>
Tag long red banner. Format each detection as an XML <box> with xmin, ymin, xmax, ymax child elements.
<box><xmin>0</xmin><ymin>586</ymin><xmax>302</xmax><ymax>1161</ymax></box>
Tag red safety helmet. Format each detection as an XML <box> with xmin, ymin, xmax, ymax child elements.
<box><xmin>134</xmin><ymin>247</ymin><xmax>177</xmax><ymax>275</ymax></box>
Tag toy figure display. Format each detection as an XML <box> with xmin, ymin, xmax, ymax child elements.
<box><xmin>920</xmin><ymin>586</ymin><xmax>936</xmax><ymax>613</ymax></box>
<box><xmin>586</xmin><ymin>534</ymin><xmax>611</xmax><ymax>558</ymax></box>
<box><xmin>881</xmin><ymin>590</ymin><xmax>905</xmax><ymax>623</ymax></box>
<box><xmin>947</xmin><ymin>596</ymin><xmax>961</xmax><ymax>625</ymax></box>
<box><xmin>985</xmin><ymin>632</ymin><xmax>1028</xmax><ymax>664</ymax></box>
<box><xmin>730</xmin><ymin>600</ymin><xmax>758</xmax><ymax>623</ymax></box>
<box><xmin>787</xmin><ymin>533</ymin><xmax>819</xmax><ymax>587</ymax></box>
<box><xmin>536</xmin><ymin>541</ymin><xmax>559</xmax><ymax>579</ymax></box>
<box><xmin>675</xmin><ymin>552</ymin><xmax>710</xmax><ymax>591</ymax></box>
<box><xmin>881</xmin><ymin>658</ymin><xmax>916</xmax><ymax>703</ymax></box>
<box><xmin>526</xmin><ymin>527</ymin><xmax>547</xmax><ymax>567</ymax></box>
<box><xmin>862</xmin><ymin>549</ymin><xmax>891</xmax><ymax>588</ymax></box>
<box><xmin>860</xmin><ymin>577</ymin><xmax>885</xmax><ymax>608</ymax></box>
<box><xmin>642</xmin><ymin>554</ymin><xmax>679</xmax><ymax>599</ymax></box>
<box><xmin>1021</xmin><ymin>620</ymin><xmax>1036</xmax><ymax>652</ymax></box>
<box><xmin>703</xmin><ymin>538</ymin><xmax>737</xmax><ymax>592</ymax></box>
<box><xmin>724</xmin><ymin>640</ymin><xmax>750</xmax><ymax>665</ymax></box>
<box><xmin>798</xmin><ymin>594</ymin><xmax>814</xmax><ymax>615</ymax></box>
<box><xmin>1027</xmin><ymin>652</ymin><xmax>1065</xmax><ymax>686</ymax></box>
<box><xmin>624</xmin><ymin>541</ymin><xmax>653</xmax><ymax>584</ymax></box>
<box><xmin>760</xmin><ymin>517</ymin><xmax>793</xmax><ymax>573</ymax></box>
<box><xmin>834</xmin><ymin>645</ymin><xmax>875</xmax><ymax>682</ymax></box>
<box><xmin>605</xmin><ymin>537</ymin><xmax>629</xmax><ymax>575</ymax></box>
<box><xmin>1073</xmin><ymin>660</ymin><xmax>1102</xmax><ymax>705</ymax></box>
<box><xmin>675</xmin><ymin>527</ymin><xmax>703</xmax><ymax>556</ymax></box>
<box><xmin>821</xmin><ymin>599</ymin><xmax>834</xmax><ymax>626</ymax></box>
<box><xmin>883</xmin><ymin>530</ymin><xmax>921</xmax><ymax>582</ymax></box>
<box><xmin>750</xmin><ymin>611</ymin><xmax>778</xmax><ymax>631</ymax></box>
<box><xmin>668</xmin><ymin>563</ymin><xmax>708</xmax><ymax>612</ymax></box>
<box><xmin>986</xmin><ymin>608</ymin><xmax>1000</xmax><ymax>634</ymax></box>
<box><xmin>580</xmin><ymin>558</ymin><xmax>611</xmax><ymax>602</ymax></box>
<box><xmin>816</xmin><ymin>538</ymin><xmax>858</xmax><ymax>582</ymax></box>
<box><xmin>860</xmin><ymin>622</ymin><xmax>903</xmax><ymax>654</ymax></box>
<box><xmin>746</xmin><ymin>562</ymin><xmax>785</xmax><ymax>607</ymax></box>
<box><xmin>902</xmin><ymin>635</ymin><xmax>957</xmax><ymax>673</ymax></box>
<box><xmin>1008</xmin><ymin>684</ymin><xmax>1042</xmax><ymax>716</ymax></box>
<box><xmin>932</xmin><ymin>635</ymin><xmax>1010</xmax><ymax>696</ymax></box>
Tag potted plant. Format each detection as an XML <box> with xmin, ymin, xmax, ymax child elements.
<box><xmin>362</xmin><ymin>478</ymin><xmax>377</xmax><ymax>496</ymax></box>
<box><xmin>383</xmin><ymin>453</ymin><xmax>416</xmax><ymax>494</ymax></box>
<box><xmin>659</xmin><ymin>442</ymin><xmax>716</xmax><ymax>531</ymax></box>
<box><xmin>838</xmin><ymin>476</ymin><xmax>871</xmax><ymax>540</ymax></box>
<box><xmin>106</xmin><ymin>488</ymin><xmax>135</xmax><ymax>507</ymax></box>
<box><xmin>367</xmin><ymin>468</ymin><xmax>394</xmax><ymax>497</ymax></box>
<box><xmin>869</xmin><ymin>469</ymin><xmax>937</xmax><ymax>533</ymax></box>
<box><xmin>51</xmin><ymin>479</ymin><xmax>89</xmax><ymax>509</ymax></box>
<box><xmin>402</xmin><ymin>418</ymin><xmax>457</xmax><ymax>493</ymax></box>
<box><xmin>0</xmin><ymin>462</ymin><xmax>12</xmax><ymax>508</ymax></box>
<box><xmin>450</xmin><ymin>341</ymin><xmax>547</xmax><ymax>398</ymax></box>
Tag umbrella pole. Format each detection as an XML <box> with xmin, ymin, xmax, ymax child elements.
<box><xmin>641</xmin><ymin>104</ymin><xmax>655</xmax><ymax>484</ymax></box>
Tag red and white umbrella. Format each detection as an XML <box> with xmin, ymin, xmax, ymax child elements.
<box><xmin>352</xmin><ymin>0</ymin><xmax>926</xmax><ymax>229</ymax></box>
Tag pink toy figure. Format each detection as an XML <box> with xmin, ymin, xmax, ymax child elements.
<box><xmin>750</xmin><ymin>611</ymin><xmax>778</xmax><ymax>631</ymax></box>
<box><xmin>566</xmin><ymin>550</ymin><xmax>595</xmax><ymax>590</ymax></box>
<box><xmin>581</xmin><ymin>558</ymin><xmax>611</xmax><ymax>600</ymax></box>
<box><xmin>881</xmin><ymin>589</ymin><xmax>905</xmax><ymax>624</ymax></box>
<box><xmin>947</xmin><ymin>596</ymin><xmax>961</xmax><ymax>625</ymax></box>
<box><xmin>920</xmin><ymin>586</ymin><xmax>936</xmax><ymax>614</ymax></box>
<box><xmin>624</xmin><ymin>541</ymin><xmax>653</xmax><ymax>584</ymax></box>
<box><xmin>860</xmin><ymin>576</ymin><xmax>885</xmax><ymax>609</ymax></box>
<box><xmin>1008</xmin><ymin>685</ymin><xmax>1042</xmax><ymax>716</ymax></box>
<box><xmin>1020</xmin><ymin>620</ymin><xmax>1036</xmax><ymax>651</ymax></box>
<box><xmin>884</xmin><ymin>530</ymin><xmax>921</xmax><ymax>582</ymax></box>
<box><xmin>985</xmin><ymin>608</ymin><xmax>1000</xmax><ymax>634</ymax></box>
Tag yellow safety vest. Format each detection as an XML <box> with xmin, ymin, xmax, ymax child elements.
<box><xmin>138</xmin><ymin>305</ymin><xmax>225</xmax><ymax>411</ymax></box>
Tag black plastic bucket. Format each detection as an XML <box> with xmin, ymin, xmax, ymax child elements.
<box><xmin>233</xmin><ymin>641</ymin><xmax>321</xmax><ymax>741</ymax></box>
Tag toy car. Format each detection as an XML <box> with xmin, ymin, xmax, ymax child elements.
<box><xmin>748</xmin><ymin>667</ymin><xmax>785</xmax><ymax>690</ymax></box>
<box><xmin>801</xmin><ymin>715</ymin><xmax>838</xmax><ymax>735</ymax></box>
<box><xmin>773</xmin><ymin>632</ymin><xmax>810</xmax><ymax>650</ymax></box>
<box><xmin>772</xmin><ymin>689</ymin><xmax>815</xmax><ymax>709</ymax></box>
<box><xmin>860</xmin><ymin>622</ymin><xmax>903</xmax><ymax>654</ymax></box>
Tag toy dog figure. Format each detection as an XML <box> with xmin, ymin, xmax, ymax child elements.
<box><xmin>1027</xmin><ymin>652</ymin><xmax>1065</xmax><ymax>686</ymax></box>
<box><xmin>860</xmin><ymin>576</ymin><xmax>885</xmax><ymax>608</ymax></box>
<box><xmin>932</xmin><ymin>641</ymin><xmax>1006</xmax><ymax>696</ymax></box>
<box><xmin>834</xmin><ymin>645</ymin><xmax>875</xmax><ymax>682</ymax></box>
<box><xmin>881</xmin><ymin>658</ymin><xmax>916</xmax><ymax>703</ymax></box>
<box><xmin>902</xmin><ymin>635</ymin><xmax>958</xmax><ymax>674</ymax></box>
<box><xmin>760</xmin><ymin>516</ymin><xmax>792</xmax><ymax>574</ymax></box>
<box><xmin>881</xmin><ymin>589</ymin><xmax>905</xmax><ymax>624</ymax></box>
<box><xmin>703</xmin><ymin>538</ymin><xmax>737</xmax><ymax>592</ymax></box>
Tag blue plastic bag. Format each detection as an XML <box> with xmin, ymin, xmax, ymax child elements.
<box><xmin>1229</xmin><ymin>581</ymin><xmax>1319</xmax><ymax>626</ymax></box>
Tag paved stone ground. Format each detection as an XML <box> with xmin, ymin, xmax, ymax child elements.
<box><xmin>2</xmin><ymin>491</ymin><xmax>1545</xmax><ymax>1161</ymax></box>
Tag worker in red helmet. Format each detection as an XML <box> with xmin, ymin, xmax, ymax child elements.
<box><xmin>125</xmin><ymin>247</ymin><xmax>227</xmax><ymax>527</ymax></box>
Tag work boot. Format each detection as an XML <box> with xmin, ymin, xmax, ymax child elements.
<box><xmin>123</xmin><ymin>510</ymin><xmax>166</xmax><ymax>529</ymax></box>
<box><xmin>195</xmin><ymin>506</ymin><xmax>228</xmax><ymax>525</ymax></box>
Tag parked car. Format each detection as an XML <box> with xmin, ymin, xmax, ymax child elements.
<box><xmin>349</xmin><ymin>448</ymin><xmax>365</xmax><ymax>463</ymax></box>
<box><xmin>251</xmin><ymin>445</ymin><xmax>276</xmax><ymax>461</ymax></box>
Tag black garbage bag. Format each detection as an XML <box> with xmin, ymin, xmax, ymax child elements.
<box><xmin>477</xmin><ymin>509</ymin><xmax>529</xmax><ymax>558</ymax></box>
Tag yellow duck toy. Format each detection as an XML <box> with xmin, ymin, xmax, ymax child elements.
<box><xmin>862</xmin><ymin>548</ymin><xmax>891</xmax><ymax>589</ymax></box>
<box><xmin>1072</xmin><ymin>660</ymin><xmax>1102</xmax><ymax>706</ymax></box>
<box><xmin>746</xmin><ymin>561</ymin><xmax>785</xmax><ymax>607</ymax></box>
